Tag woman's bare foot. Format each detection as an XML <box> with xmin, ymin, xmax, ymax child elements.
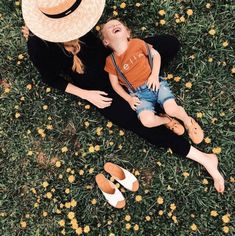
<box><xmin>202</xmin><ymin>154</ymin><xmax>225</xmax><ymax>193</ymax></box>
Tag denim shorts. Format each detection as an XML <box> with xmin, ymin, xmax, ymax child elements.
<box><xmin>129</xmin><ymin>78</ymin><xmax>175</xmax><ymax>117</ymax></box>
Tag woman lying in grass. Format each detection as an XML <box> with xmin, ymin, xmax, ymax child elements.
<box><xmin>21</xmin><ymin>0</ymin><xmax>224</xmax><ymax>193</ymax></box>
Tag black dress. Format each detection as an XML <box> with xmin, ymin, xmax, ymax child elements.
<box><xmin>27</xmin><ymin>31</ymin><xmax>191</xmax><ymax>156</ymax></box>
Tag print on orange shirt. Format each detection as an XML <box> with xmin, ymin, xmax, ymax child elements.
<box><xmin>105</xmin><ymin>38</ymin><xmax>153</xmax><ymax>89</ymax></box>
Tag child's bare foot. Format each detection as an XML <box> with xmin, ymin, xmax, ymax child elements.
<box><xmin>202</xmin><ymin>154</ymin><xmax>225</xmax><ymax>193</ymax></box>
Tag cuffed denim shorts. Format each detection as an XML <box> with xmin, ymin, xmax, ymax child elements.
<box><xmin>129</xmin><ymin>77</ymin><xmax>175</xmax><ymax>117</ymax></box>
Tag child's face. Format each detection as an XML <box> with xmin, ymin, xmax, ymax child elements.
<box><xmin>102</xmin><ymin>20</ymin><xmax>130</xmax><ymax>47</ymax></box>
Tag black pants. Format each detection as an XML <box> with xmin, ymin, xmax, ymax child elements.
<box><xmin>98</xmin><ymin>35</ymin><xmax>191</xmax><ymax>157</ymax></box>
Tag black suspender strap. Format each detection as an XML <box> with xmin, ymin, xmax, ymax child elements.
<box><xmin>145</xmin><ymin>42</ymin><xmax>153</xmax><ymax>70</ymax></box>
<box><xmin>110</xmin><ymin>53</ymin><xmax>136</xmax><ymax>92</ymax></box>
<box><xmin>110</xmin><ymin>43</ymin><xmax>153</xmax><ymax>92</ymax></box>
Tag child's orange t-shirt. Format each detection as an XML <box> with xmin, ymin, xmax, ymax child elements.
<box><xmin>104</xmin><ymin>38</ymin><xmax>152</xmax><ymax>89</ymax></box>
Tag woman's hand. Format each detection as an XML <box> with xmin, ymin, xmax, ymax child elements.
<box><xmin>21</xmin><ymin>26</ymin><xmax>30</xmax><ymax>41</ymax></box>
<box><xmin>147</xmin><ymin>74</ymin><xmax>160</xmax><ymax>91</ymax></box>
<box><xmin>85</xmin><ymin>90</ymin><xmax>113</xmax><ymax>109</ymax></box>
<box><xmin>127</xmin><ymin>96</ymin><xmax>141</xmax><ymax>111</ymax></box>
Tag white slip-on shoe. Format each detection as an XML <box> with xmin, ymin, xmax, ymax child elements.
<box><xmin>95</xmin><ymin>173</ymin><xmax>126</xmax><ymax>209</ymax></box>
<box><xmin>104</xmin><ymin>162</ymin><xmax>139</xmax><ymax>192</ymax></box>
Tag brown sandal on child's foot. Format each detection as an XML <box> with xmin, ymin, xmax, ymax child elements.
<box><xmin>185</xmin><ymin>117</ymin><xmax>204</xmax><ymax>144</ymax></box>
<box><xmin>163</xmin><ymin>115</ymin><xmax>185</xmax><ymax>135</ymax></box>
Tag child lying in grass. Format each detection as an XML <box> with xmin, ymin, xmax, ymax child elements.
<box><xmin>101</xmin><ymin>19</ymin><xmax>204</xmax><ymax>145</ymax></box>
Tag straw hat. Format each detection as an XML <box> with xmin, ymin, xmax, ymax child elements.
<box><xmin>22</xmin><ymin>0</ymin><xmax>106</xmax><ymax>42</ymax></box>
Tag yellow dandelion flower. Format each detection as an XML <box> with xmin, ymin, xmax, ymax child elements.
<box><xmin>160</xmin><ymin>19</ymin><xmax>166</xmax><ymax>25</ymax></box>
<box><xmin>94</xmin><ymin>145</ymin><xmax>100</xmax><ymax>151</ymax></box>
<box><xmin>158</xmin><ymin>10</ymin><xmax>166</xmax><ymax>16</ymax></box>
<box><xmin>68</xmin><ymin>175</ymin><xmax>75</xmax><ymax>183</ymax></box>
<box><xmin>185</xmin><ymin>82</ymin><xmax>192</xmax><ymax>88</ymax></box>
<box><xmin>135</xmin><ymin>195</ymin><xmax>142</xmax><ymax>202</ymax></box>
<box><xmin>202</xmin><ymin>178</ymin><xmax>209</xmax><ymax>185</ymax></box>
<box><xmin>96</xmin><ymin>127</ymin><xmax>102</xmax><ymax>135</ymax></box>
<box><xmin>125</xmin><ymin>223</ymin><xmax>131</xmax><ymax>230</ymax></box>
<box><xmin>42</xmin><ymin>211</ymin><xmax>48</xmax><ymax>217</ymax></box>
<box><xmin>15</xmin><ymin>112</ymin><xmax>21</xmax><ymax>119</ymax></box>
<box><xmin>223</xmin><ymin>226</ymin><xmax>230</xmax><ymax>234</ymax></box>
<box><xmin>231</xmin><ymin>67</ymin><xmax>235</xmax><ymax>73</ymax></box>
<box><xmin>125</xmin><ymin>215</ymin><xmax>131</xmax><ymax>221</ymax></box>
<box><xmin>182</xmin><ymin>172</ymin><xmax>190</xmax><ymax>177</ymax></box>
<box><xmin>133</xmin><ymin>224</ymin><xmax>139</xmax><ymax>231</ymax></box>
<box><xmin>167</xmin><ymin>74</ymin><xmax>174</xmax><ymax>79</ymax></box>
<box><xmin>55</xmin><ymin>161</ymin><xmax>61</xmax><ymax>168</ymax></box>
<box><xmin>175</xmin><ymin>18</ymin><xmax>180</xmax><ymax>23</ymax></box>
<box><xmin>67</xmin><ymin>212</ymin><xmax>75</xmax><ymax>220</ymax></box>
<box><xmin>145</xmin><ymin>215</ymin><xmax>151</xmax><ymax>221</ymax></box>
<box><xmin>186</xmin><ymin>9</ymin><xmax>193</xmax><ymax>16</ymax></box>
<box><xmin>65</xmin><ymin>202</ymin><xmax>71</xmax><ymax>208</ymax></box>
<box><xmin>83</xmin><ymin>225</ymin><xmax>90</xmax><ymax>233</ymax></box>
<box><xmin>206</xmin><ymin>3</ymin><xmax>211</xmax><ymax>8</ymax></box>
<box><xmin>222</xmin><ymin>214</ymin><xmax>230</xmax><ymax>223</ymax></box>
<box><xmin>61</xmin><ymin>146</ymin><xmax>68</xmax><ymax>153</ymax></box>
<box><xmin>4</xmin><ymin>87</ymin><xmax>11</xmax><ymax>93</ymax></box>
<box><xmin>172</xmin><ymin>215</ymin><xmax>178</xmax><ymax>223</ymax></box>
<box><xmin>120</xmin><ymin>2</ymin><xmax>126</xmax><ymax>8</ymax></box>
<box><xmin>210</xmin><ymin>210</ymin><xmax>218</xmax><ymax>217</ymax></box>
<box><xmin>107</xmin><ymin>220</ymin><xmax>112</xmax><ymax>225</ymax></box>
<box><xmin>27</xmin><ymin>150</ymin><xmax>33</xmax><ymax>156</ymax></box>
<box><xmin>191</xmin><ymin>223</ymin><xmax>198</xmax><ymax>231</ymax></box>
<box><xmin>42</xmin><ymin>181</ymin><xmax>49</xmax><ymax>188</ymax></box>
<box><xmin>113</xmin><ymin>10</ymin><xmax>118</xmax><ymax>16</ymax></box>
<box><xmin>174</xmin><ymin>76</ymin><xmax>181</xmax><ymax>82</ymax></box>
<box><xmin>157</xmin><ymin>196</ymin><xmax>164</xmax><ymax>204</ymax></box>
<box><xmin>84</xmin><ymin>121</ymin><xmax>90</xmax><ymax>127</ymax></box>
<box><xmin>79</xmin><ymin>169</ymin><xmax>84</xmax><ymax>175</ymax></box>
<box><xmin>212</xmin><ymin>147</ymin><xmax>221</xmax><ymax>154</ymax></box>
<box><xmin>119</xmin><ymin>130</ymin><xmax>125</xmax><ymax>136</ymax></box>
<box><xmin>136</xmin><ymin>3</ymin><xmax>141</xmax><ymax>7</ymax></box>
<box><xmin>46</xmin><ymin>124</ymin><xmax>53</xmax><ymax>130</ymax></box>
<box><xmin>208</xmin><ymin>57</ymin><xmax>213</xmax><ymax>62</ymax></box>
<box><xmin>109</xmin><ymin>233</ymin><xmax>115</xmax><ymax>236</ymax></box>
<box><xmin>230</xmin><ymin>177</ymin><xmax>235</xmax><ymax>183</ymax></box>
<box><xmin>170</xmin><ymin>203</ymin><xmax>176</xmax><ymax>211</ymax></box>
<box><xmin>222</xmin><ymin>41</ymin><xmax>229</xmax><ymax>47</ymax></box>
<box><xmin>91</xmin><ymin>198</ymin><xmax>97</xmax><ymax>205</ymax></box>
<box><xmin>95</xmin><ymin>25</ymin><xmax>101</xmax><ymax>31</ymax></box>
<box><xmin>26</xmin><ymin>84</ymin><xmax>32</xmax><ymax>90</ymax></box>
<box><xmin>107</xmin><ymin>121</ymin><xmax>113</xmax><ymax>128</ymax></box>
<box><xmin>20</xmin><ymin>221</ymin><xmax>27</xmax><ymax>228</ymax></box>
<box><xmin>34</xmin><ymin>202</ymin><xmax>39</xmax><ymax>208</ymax></box>
<box><xmin>56</xmin><ymin>209</ymin><xmax>61</xmax><ymax>214</ymax></box>
<box><xmin>71</xmin><ymin>199</ymin><xmax>77</xmax><ymax>207</ymax></box>
<box><xmin>84</xmin><ymin>105</ymin><xmax>90</xmax><ymax>109</ymax></box>
<box><xmin>42</xmin><ymin>105</ymin><xmax>48</xmax><ymax>110</ymax></box>
<box><xmin>196</xmin><ymin>112</ymin><xmax>203</xmax><ymax>118</ymax></box>
<box><xmin>134</xmin><ymin>170</ymin><xmax>140</xmax><ymax>176</ymax></box>
<box><xmin>158</xmin><ymin>210</ymin><xmax>164</xmax><ymax>216</ymax></box>
<box><xmin>89</xmin><ymin>146</ymin><xmax>95</xmax><ymax>153</ymax></box>
<box><xmin>168</xmin><ymin>212</ymin><xmax>173</xmax><ymax>217</ymax></box>
<box><xmin>76</xmin><ymin>227</ymin><xmax>83</xmax><ymax>235</ymax></box>
<box><xmin>180</xmin><ymin>16</ymin><xmax>185</xmax><ymax>22</ymax></box>
<box><xmin>46</xmin><ymin>192</ymin><xmax>52</xmax><ymax>199</ymax></box>
<box><xmin>58</xmin><ymin>219</ymin><xmax>65</xmax><ymax>227</ymax></box>
<box><xmin>204</xmin><ymin>137</ymin><xmax>211</xmax><ymax>144</ymax></box>
<box><xmin>46</xmin><ymin>87</ymin><xmax>51</xmax><ymax>93</ymax></box>
<box><xmin>209</xmin><ymin>29</ymin><xmax>216</xmax><ymax>36</ymax></box>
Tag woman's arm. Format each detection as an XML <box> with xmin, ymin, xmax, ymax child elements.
<box><xmin>65</xmin><ymin>83</ymin><xmax>112</xmax><ymax>108</ymax></box>
<box><xmin>109</xmin><ymin>74</ymin><xmax>140</xmax><ymax>110</ymax></box>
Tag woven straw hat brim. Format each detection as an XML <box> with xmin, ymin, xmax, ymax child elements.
<box><xmin>22</xmin><ymin>0</ymin><xmax>105</xmax><ymax>42</ymax></box>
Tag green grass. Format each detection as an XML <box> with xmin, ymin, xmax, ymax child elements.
<box><xmin>0</xmin><ymin>0</ymin><xmax>234</xmax><ymax>235</ymax></box>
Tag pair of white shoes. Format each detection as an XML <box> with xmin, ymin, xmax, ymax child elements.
<box><xmin>95</xmin><ymin>162</ymin><xmax>139</xmax><ymax>209</ymax></box>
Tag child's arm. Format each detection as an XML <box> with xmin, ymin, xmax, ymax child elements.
<box><xmin>146</xmin><ymin>48</ymin><xmax>161</xmax><ymax>91</ymax></box>
<box><xmin>109</xmin><ymin>73</ymin><xmax>141</xmax><ymax>110</ymax></box>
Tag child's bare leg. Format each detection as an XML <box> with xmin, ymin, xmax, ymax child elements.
<box><xmin>163</xmin><ymin>99</ymin><xmax>191</xmax><ymax>126</ymax></box>
<box><xmin>187</xmin><ymin>146</ymin><xmax>224</xmax><ymax>193</ymax></box>
<box><xmin>139</xmin><ymin>110</ymin><xmax>169</xmax><ymax>128</ymax></box>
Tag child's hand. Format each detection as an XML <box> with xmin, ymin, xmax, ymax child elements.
<box><xmin>147</xmin><ymin>75</ymin><xmax>160</xmax><ymax>91</ymax></box>
<box><xmin>127</xmin><ymin>96</ymin><xmax>141</xmax><ymax>111</ymax></box>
